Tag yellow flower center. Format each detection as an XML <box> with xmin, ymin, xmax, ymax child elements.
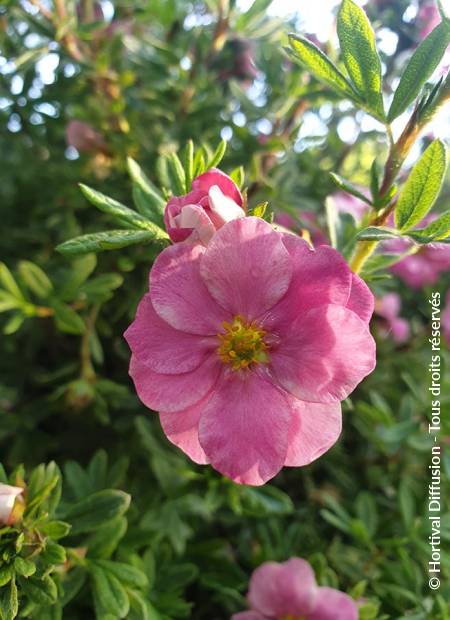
<box><xmin>217</xmin><ymin>315</ymin><xmax>269</xmax><ymax>370</ymax></box>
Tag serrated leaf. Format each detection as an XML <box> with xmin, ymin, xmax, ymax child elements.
<box><xmin>395</xmin><ymin>140</ymin><xmax>447</xmax><ymax>231</ymax></box>
<box><xmin>59</xmin><ymin>490</ymin><xmax>130</xmax><ymax>535</ymax></box>
<box><xmin>56</xmin><ymin>229</ymin><xmax>168</xmax><ymax>256</ymax></box>
<box><xmin>79</xmin><ymin>184</ymin><xmax>159</xmax><ymax>232</ymax></box>
<box><xmin>288</xmin><ymin>35</ymin><xmax>359</xmax><ymax>100</ymax></box>
<box><xmin>388</xmin><ymin>21</ymin><xmax>450</xmax><ymax>121</ymax></box>
<box><xmin>18</xmin><ymin>261</ymin><xmax>53</xmax><ymax>299</ymax></box>
<box><xmin>90</xmin><ymin>566</ymin><xmax>130</xmax><ymax>619</ymax></box>
<box><xmin>337</xmin><ymin>0</ymin><xmax>384</xmax><ymax>118</ymax></box>
<box><xmin>356</xmin><ymin>226</ymin><xmax>401</xmax><ymax>240</ymax></box>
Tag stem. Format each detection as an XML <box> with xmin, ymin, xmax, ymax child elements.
<box><xmin>349</xmin><ymin>241</ymin><xmax>378</xmax><ymax>274</ymax></box>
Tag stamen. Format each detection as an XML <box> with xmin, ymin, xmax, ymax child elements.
<box><xmin>217</xmin><ymin>315</ymin><xmax>269</xmax><ymax>371</ymax></box>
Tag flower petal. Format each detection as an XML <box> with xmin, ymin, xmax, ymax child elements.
<box><xmin>200</xmin><ymin>217</ymin><xmax>292</xmax><ymax>320</ymax></box>
<box><xmin>159</xmin><ymin>396</ymin><xmax>210</xmax><ymax>464</ymax></box>
<box><xmin>0</xmin><ymin>484</ymin><xmax>23</xmax><ymax>524</ymax></box>
<box><xmin>309</xmin><ymin>587</ymin><xmax>358</xmax><ymax>620</ymax></box>
<box><xmin>124</xmin><ymin>294</ymin><xmax>214</xmax><ymax>374</ymax></box>
<box><xmin>247</xmin><ymin>559</ymin><xmax>318</xmax><ymax>617</ymax></box>
<box><xmin>285</xmin><ymin>399</ymin><xmax>342</xmax><ymax>466</ymax></box>
<box><xmin>346</xmin><ymin>274</ymin><xmax>374</xmax><ymax>324</ymax></box>
<box><xmin>129</xmin><ymin>354</ymin><xmax>220</xmax><ymax>413</ymax></box>
<box><xmin>263</xmin><ymin>234</ymin><xmax>351</xmax><ymax>330</ymax></box>
<box><xmin>192</xmin><ymin>168</ymin><xmax>243</xmax><ymax>206</ymax></box>
<box><xmin>208</xmin><ymin>185</ymin><xmax>246</xmax><ymax>225</ymax></box>
<box><xmin>231</xmin><ymin>613</ymin><xmax>266</xmax><ymax>620</ymax></box>
<box><xmin>271</xmin><ymin>304</ymin><xmax>376</xmax><ymax>403</ymax></box>
<box><xmin>150</xmin><ymin>243</ymin><xmax>229</xmax><ymax>335</ymax></box>
<box><xmin>172</xmin><ymin>204</ymin><xmax>216</xmax><ymax>245</ymax></box>
<box><xmin>198</xmin><ymin>371</ymin><xmax>290</xmax><ymax>485</ymax></box>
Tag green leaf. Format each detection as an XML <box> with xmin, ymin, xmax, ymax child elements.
<box><xmin>230</xmin><ymin>166</ymin><xmax>245</xmax><ymax>189</ymax></box>
<box><xmin>356</xmin><ymin>226</ymin><xmax>401</xmax><ymax>240</ymax></box>
<box><xmin>39</xmin><ymin>520</ymin><xmax>71</xmax><ymax>540</ymax></box>
<box><xmin>50</xmin><ymin>301</ymin><xmax>85</xmax><ymax>335</ymax></box>
<box><xmin>60</xmin><ymin>489</ymin><xmax>131</xmax><ymax>535</ymax></box>
<box><xmin>337</xmin><ymin>0</ymin><xmax>384</xmax><ymax>118</ymax></box>
<box><xmin>14</xmin><ymin>557</ymin><xmax>36</xmax><ymax>578</ymax></box>
<box><xmin>207</xmin><ymin>139</ymin><xmax>227</xmax><ymax>169</ymax></box>
<box><xmin>0</xmin><ymin>576</ymin><xmax>18</xmax><ymax>620</ymax></box>
<box><xmin>410</xmin><ymin>209</ymin><xmax>450</xmax><ymax>242</ymax></box>
<box><xmin>79</xmin><ymin>184</ymin><xmax>160</xmax><ymax>232</ymax></box>
<box><xmin>329</xmin><ymin>173</ymin><xmax>372</xmax><ymax>205</ymax></box>
<box><xmin>388</xmin><ymin>21</ymin><xmax>450</xmax><ymax>121</ymax></box>
<box><xmin>3</xmin><ymin>314</ymin><xmax>25</xmax><ymax>335</ymax></box>
<box><xmin>398</xmin><ymin>479</ymin><xmax>415</xmax><ymax>529</ymax></box>
<box><xmin>90</xmin><ymin>566</ymin><xmax>130</xmax><ymax>619</ymax></box>
<box><xmin>56</xmin><ymin>229</ymin><xmax>168</xmax><ymax>256</ymax></box>
<box><xmin>21</xmin><ymin>575</ymin><xmax>57</xmax><ymax>606</ymax></box>
<box><xmin>0</xmin><ymin>566</ymin><xmax>13</xmax><ymax>588</ymax></box>
<box><xmin>41</xmin><ymin>540</ymin><xmax>66</xmax><ymax>565</ymax></box>
<box><xmin>58</xmin><ymin>254</ymin><xmax>97</xmax><ymax>301</ymax></box>
<box><xmin>0</xmin><ymin>263</ymin><xmax>25</xmax><ymax>301</ymax></box>
<box><xmin>288</xmin><ymin>35</ymin><xmax>359</xmax><ymax>100</ymax></box>
<box><xmin>18</xmin><ymin>261</ymin><xmax>53</xmax><ymax>299</ymax></box>
<box><xmin>182</xmin><ymin>140</ymin><xmax>195</xmax><ymax>190</ymax></box>
<box><xmin>127</xmin><ymin>158</ymin><xmax>165</xmax><ymax>224</ymax></box>
<box><xmin>395</xmin><ymin>140</ymin><xmax>447</xmax><ymax>231</ymax></box>
<box><xmin>60</xmin><ymin>568</ymin><xmax>86</xmax><ymax>606</ymax></box>
<box><xmin>86</xmin><ymin>516</ymin><xmax>127</xmax><ymax>559</ymax></box>
<box><xmin>93</xmin><ymin>561</ymin><xmax>148</xmax><ymax>588</ymax></box>
<box><xmin>167</xmin><ymin>153</ymin><xmax>187</xmax><ymax>195</ymax></box>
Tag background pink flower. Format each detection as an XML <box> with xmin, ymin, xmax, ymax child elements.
<box><xmin>418</xmin><ymin>1</ymin><xmax>441</xmax><ymax>39</ymax></box>
<box><xmin>443</xmin><ymin>290</ymin><xmax>450</xmax><ymax>346</ymax></box>
<box><xmin>386</xmin><ymin>237</ymin><xmax>450</xmax><ymax>288</ymax></box>
<box><xmin>65</xmin><ymin>120</ymin><xmax>108</xmax><ymax>154</ymax></box>
<box><xmin>125</xmin><ymin>217</ymin><xmax>376</xmax><ymax>485</ymax></box>
<box><xmin>164</xmin><ymin>169</ymin><xmax>245</xmax><ymax>245</ymax></box>
<box><xmin>275</xmin><ymin>212</ymin><xmax>328</xmax><ymax>247</ymax></box>
<box><xmin>232</xmin><ymin>557</ymin><xmax>358</xmax><ymax>620</ymax></box>
<box><xmin>331</xmin><ymin>191</ymin><xmax>369</xmax><ymax>223</ymax></box>
<box><xmin>0</xmin><ymin>483</ymin><xmax>23</xmax><ymax>525</ymax></box>
<box><xmin>376</xmin><ymin>292</ymin><xmax>410</xmax><ymax>344</ymax></box>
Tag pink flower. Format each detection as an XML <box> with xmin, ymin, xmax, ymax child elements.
<box><xmin>65</xmin><ymin>120</ymin><xmax>107</xmax><ymax>154</ymax></box>
<box><xmin>164</xmin><ymin>169</ymin><xmax>246</xmax><ymax>246</ymax></box>
<box><xmin>125</xmin><ymin>217</ymin><xmax>376</xmax><ymax>485</ymax></box>
<box><xmin>0</xmin><ymin>483</ymin><xmax>23</xmax><ymax>525</ymax></box>
<box><xmin>232</xmin><ymin>558</ymin><xmax>358</xmax><ymax>620</ymax></box>
<box><xmin>386</xmin><ymin>238</ymin><xmax>450</xmax><ymax>289</ymax></box>
<box><xmin>443</xmin><ymin>291</ymin><xmax>450</xmax><ymax>346</ymax></box>
<box><xmin>418</xmin><ymin>1</ymin><xmax>441</xmax><ymax>39</ymax></box>
<box><xmin>376</xmin><ymin>293</ymin><xmax>410</xmax><ymax>344</ymax></box>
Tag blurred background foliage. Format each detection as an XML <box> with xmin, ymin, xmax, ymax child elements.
<box><xmin>0</xmin><ymin>0</ymin><xmax>449</xmax><ymax>618</ymax></box>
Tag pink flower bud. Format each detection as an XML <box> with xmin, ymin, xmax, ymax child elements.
<box><xmin>164</xmin><ymin>169</ymin><xmax>245</xmax><ymax>245</ymax></box>
<box><xmin>0</xmin><ymin>483</ymin><xmax>24</xmax><ymax>526</ymax></box>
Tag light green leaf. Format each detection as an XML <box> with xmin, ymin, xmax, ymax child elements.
<box><xmin>388</xmin><ymin>21</ymin><xmax>450</xmax><ymax>121</ymax></box>
<box><xmin>79</xmin><ymin>184</ymin><xmax>160</xmax><ymax>232</ymax></box>
<box><xmin>182</xmin><ymin>140</ymin><xmax>194</xmax><ymax>190</ymax></box>
<box><xmin>14</xmin><ymin>557</ymin><xmax>36</xmax><ymax>578</ymax></box>
<box><xmin>0</xmin><ymin>576</ymin><xmax>18</xmax><ymax>620</ymax></box>
<box><xmin>127</xmin><ymin>158</ymin><xmax>165</xmax><ymax>223</ymax></box>
<box><xmin>3</xmin><ymin>314</ymin><xmax>25</xmax><ymax>335</ymax></box>
<box><xmin>356</xmin><ymin>226</ymin><xmax>401</xmax><ymax>241</ymax></box>
<box><xmin>288</xmin><ymin>34</ymin><xmax>360</xmax><ymax>100</ymax></box>
<box><xmin>59</xmin><ymin>490</ymin><xmax>131</xmax><ymax>535</ymax></box>
<box><xmin>337</xmin><ymin>0</ymin><xmax>384</xmax><ymax>118</ymax></box>
<box><xmin>329</xmin><ymin>173</ymin><xmax>372</xmax><ymax>205</ymax></box>
<box><xmin>0</xmin><ymin>263</ymin><xmax>25</xmax><ymax>301</ymax></box>
<box><xmin>56</xmin><ymin>229</ymin><xmax>169</xmax><ymax>256</ymax></box>
<box><xmin>207</xmin><ymin>139</ymin><xmax>227</xmax><ymax>169</ymax></box>
<box><xmin>411</xmin><ymin>209</ymin><xmax>450</xmax><ymax>241</ymax></box>
<box><xmin>395</xmin><ymin>140</ymin><xmax>447</xmax><ymax>231</ymax></box>
<box><xmin>18</xmin><ymin>261</ymin><xmax>53</xmax><ymax>299</ymax></box>
<box><xmin>230</xmin><ymin>166</ymin><xmax>245</xmax><ymax>189</ymax></box>
<box><xmin>167</xmin><ymin>153</ymin><xmax>187</xmax><ymax>195</ymax></box>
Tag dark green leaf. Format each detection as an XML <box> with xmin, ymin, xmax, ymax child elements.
<box><xmin>388</xmin><ymin>21</ymin><xmax>450</xmax><ymax>121</ymax></box>
<box><xmin>93</xmin><ymin>561</ymin><xmax>148</xmax><ymax>588</ymax></box>
<box><xmin>60</xmin><ymin>490</ymin><xmax>130</xmax><ymax>535</ymax></box>
<box><xmin>50</xmin><ymin>301</ymin><xmax>85</xmax><ymax>335</ymax></box>
<box><xmin>90</xmin><ymin>566</ymin><xmax>130</xmax><ymax>619</ymax></box>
